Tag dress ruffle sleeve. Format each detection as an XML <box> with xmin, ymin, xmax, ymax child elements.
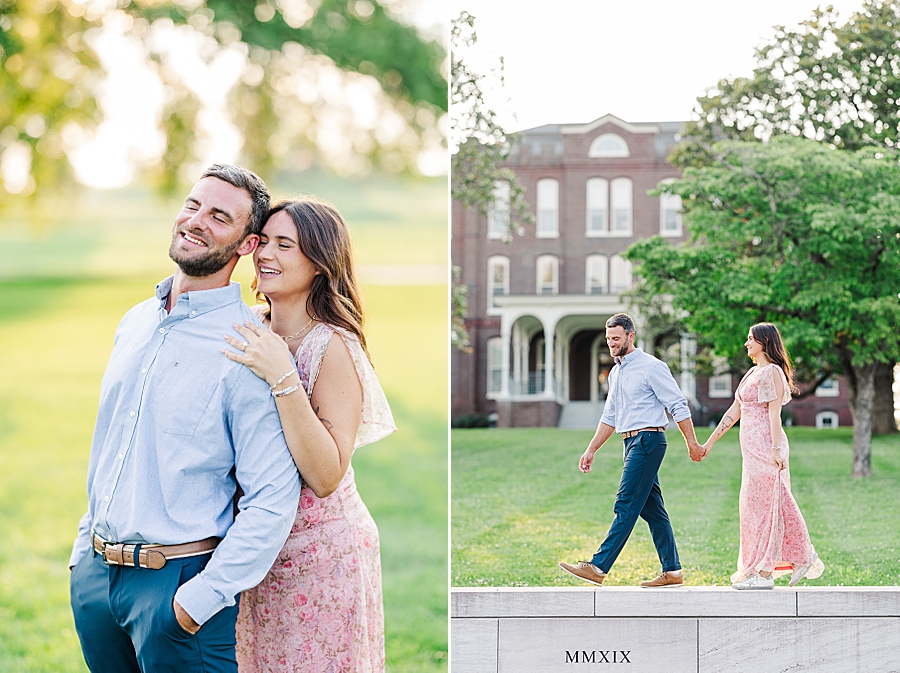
<box><xmin>305</xmin><ymin>325</ymin><xmax>397</xmax><ymax>450</ymax></box>
<box><xmin>756</xmin><ymin>364</ymin><xmax>792</xmax><ymax>406</ymax></box>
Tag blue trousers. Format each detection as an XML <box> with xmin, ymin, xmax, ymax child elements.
<box><xmin>591</xmin><ymin>431</ymin><xmax>681</xmax><ymax>574</ymax></box>
<box><xmin>70</xmin><ymin>549</ymin><xmax>239</xmax><ymax>673</ymax></box>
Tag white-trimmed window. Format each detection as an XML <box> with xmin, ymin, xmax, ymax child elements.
<box><xmin>536</xmin><ymin>255</ymin><xmax>559</xmax><ymax>295</ymax></box>
<box><xmin>610</xmin><ymin>178</ymin><xmax>633</xmax><ymax>234</ymax></box>
<box><xmin>487</xmin><ymin>337</ymin><xmax>503</xmax><ymax>394</ymax></box>
<box><xmin>816</xmin><ymin>411</ymin><xmax>839</xmax><ymax>429</ymax></box>
<box><xmin>585</xmin><ymin>178</ymin><xmax>609</xmax><ymax>235</ymax></box>
<box><xmin>588</xmin><ymin>133</ymin><xmax>629</xmax><ymax>158</ymax></box>
<box><xmin>708</xmin><ymin>374</ymin><xmax>733</xmax><ymax>398</ymax></box>
<box><xmin>536</xmin><ymin>178</ymin><xmax>559</xmax><ymax>238</ymax></box>
<box><xmin>487</xmin><ymin>256</ymin><xmax>509</xmax><ymax>308</ymax></box>
<box><xmin>488</xmin><ymin>180</ymin><xmax>510</xmax><ymax>239</ymax></box>
<box><xmin>659</xmin><ymin>177</ymin><xmax>682</xmax><ymax>237</ymax></box>
<box><xmin>585</xmin><ymin>254</ymin><xmax>608</xmax><ymax>294</ymax></box>
<box><xmin>815</xmin><ymin>377</ymin><xmax>840</xmax><ymax>397</ymax></box>
<box><xmin>610</xmin><ymin>255</ymin><xmax>632</xmax><ymax>293</ymax></box>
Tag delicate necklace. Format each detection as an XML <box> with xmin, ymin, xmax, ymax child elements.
<box><xmin>279</xmin><ymin>317</ymin><xmax>315</xmax><ymax>342</ymax></box>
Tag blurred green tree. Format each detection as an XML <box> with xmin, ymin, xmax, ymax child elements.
<box><xmin>0</xmin><ymin>0</ymin><xmax>446</xmax><ymax>197</ymax></box>
<box><xmin>629</xmin><ymin>138</ymin><xmax>900</xmax><ymax>477</ymax></box>
<box><xmin>0</xmin><ymin>0</ymin><xmax>100</xmax><ymax>197</ymax></box>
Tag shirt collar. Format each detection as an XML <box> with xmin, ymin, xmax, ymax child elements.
<box><xmin>155</xmin><ymin>275</ymin><xmax>243</xmax><ymax>316</ymax></box>
<box><xmin>615</xmin><ymin>347</ymin><xmax>643</xmax><ymax>366</ymax></box>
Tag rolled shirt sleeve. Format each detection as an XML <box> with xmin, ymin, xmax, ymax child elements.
<box><xmin>648</xmin><ymin>359</ymin><xmax>692</xmax><ymax>423</ymax></box>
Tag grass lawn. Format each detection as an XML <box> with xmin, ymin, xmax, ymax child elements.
<box><xmin>0</xmin><ymin>174</ymin><xmax>447</xmax><ymax>673</ymax></box>
<box><xmin>452</xmin><ymin>427</ymin><xmax>900</xmax><ymax>588</ymax></box>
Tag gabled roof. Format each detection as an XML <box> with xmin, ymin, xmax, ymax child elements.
<box><xmin>559</xmin><ymin>113</ymin><xmax>659</xmax><ymax>135</ymax></box>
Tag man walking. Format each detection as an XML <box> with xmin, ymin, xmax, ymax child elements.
<box><xmin>559</xmin><ymin>313</ymin><xmax>704</xmax><ymax>588</ymax></box>
<box><xmin>69</xmin><ymin>164</ymin><xmax>301</xmax><ymax>672</ymax></box>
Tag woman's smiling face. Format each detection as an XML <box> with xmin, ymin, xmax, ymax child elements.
<box><xmin>745</xmin><ymin>330</ymin><xmax>764</xmax><ymax>361</ymax></box>
<box><xmin>254</xmin><ymin>210</ymin><xmax>319</xmax><ymax>299</ymax></box>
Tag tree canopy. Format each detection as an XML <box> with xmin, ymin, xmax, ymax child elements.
<box><xmin>0</xmin><ymin>0</ymin><xmax>446</xmax><ymax>197</ymax></box>
<box><xmin>675</xmin><ymin>1</ymin><xmax>900</xmax><ymax>167</ymax></box>
<box><xmin>629</xmin><ymin>137</ymin><xmax>900</xmax><ymax>476</ymax></box>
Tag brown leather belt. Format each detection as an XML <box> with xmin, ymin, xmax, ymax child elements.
<box><xmin>621</xmin><ymin>426</ymin><xmax>665</xmax><ymax>439</ymax></box>
<box><xmin>93</xmin><ymin>533</ymin><xmax>220</xmax><ymax>570</ymax></box>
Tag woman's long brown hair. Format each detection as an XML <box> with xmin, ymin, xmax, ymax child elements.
<box><xmin>252</xmin><ymin>197</ymin><xmax>369</xmax><ymax>359</ymax></box>
<box><xmin>750</xmin><ymin>322</ymin><xmax>797</xmax><ymax>393</ymax></box>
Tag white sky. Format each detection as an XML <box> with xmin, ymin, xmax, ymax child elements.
<box><xmin>452</xmin><ymin>0</ymin><xmax>866</xmax><ymax>132</ymax></box>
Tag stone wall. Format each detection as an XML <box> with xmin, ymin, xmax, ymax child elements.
<box><xmin>451</xmin><ymin>586</ymin><xmax>900</xmax><ymax>672</ymax></box>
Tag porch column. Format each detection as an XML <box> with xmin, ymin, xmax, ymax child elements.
<box><xmin>679</xmin><ymin>334</ymin><xmax>697</xmax><ymax>404</ymax></box>
<box><xmin>542</xmin><ymin>317</ymin><xmax>558</xmax><ymax>397</ymax></box>
<box><xmin>500</xmin><ymin>315</ymin><xmax>511</xmax><ymax>396</ymax></box>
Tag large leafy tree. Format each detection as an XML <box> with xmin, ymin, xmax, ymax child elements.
<box><xmin>0</xmin><ymin>0</ymin><xmax>446</xmax><ymax>197</ymax></box>
<box><xmin>450</xmin><ymin>11</ymin><xmax>532</xmax><ymax>350</ymax></box>
<box><xmin>629</xmin><ymin>138</ymin><xmax>900</xmax><ymax>477</ymax></box>
<box><xmin>672</xmin><ymin>0</ymin><xmax>900</xmax><ymax>433</ymax></box>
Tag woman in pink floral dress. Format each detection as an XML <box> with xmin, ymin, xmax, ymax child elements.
<box><xmin>223</xmin><ymin>198</ymin><xmax>396</xmax><ymax>672</ymax></box>
<box><xmin>701</xmin><ymin>323</ymin><xmax>823</xmax><ymax>590</ymax></box>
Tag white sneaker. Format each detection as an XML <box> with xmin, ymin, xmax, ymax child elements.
<box><xmin>732</xmin><ymin>573</ymin><xmax>774</xmax><ymax>590</ymax></box>
<box><xmin>789</xmin><ymin>553</ymin><xmax>819</xmax><ymax>587</ymax></box>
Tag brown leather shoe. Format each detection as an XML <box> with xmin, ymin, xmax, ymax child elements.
<box><xmin>639</xmin><ymin>570</ymin><xmax>684</xmax><ymax>588</ymax></box>
<box><xmin>559</xmin><ymin>561</ymin><xmax>607</xmax><ymax>586</ymax></box>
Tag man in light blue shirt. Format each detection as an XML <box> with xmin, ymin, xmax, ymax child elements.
<box><xmin>560</xmin><ymin>313</ymin><xmax>703</xmax><ymax>588</ymax></box>
<box><xmin>69</xmin><ymin>165</ymin><xmax>301</xmax><ymax>673</ymax></box>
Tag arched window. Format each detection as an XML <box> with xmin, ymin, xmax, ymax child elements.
<box><xmin>585</xmin><ymin>178</ymin><xmax>608</xmax><ymax>235</ymax></box>
<box><xmin>585</xmin><ymin>255</ymin><xmax>608</xmax><ymax>294</ymax></box>
<box><xmin>536</xmin><ymin>255</ymin><xmax>559</xmax><ymax>295</ymax></box>
<box><xmin>610</xmin><ymin>254</ymin><xmax>632</xmax><ymax>293</ymax></box>
<box><xmin>488</xmin><ymin>180</ymin><xmax>511</xmax><ymax>239</ymax></box>
<box><xmin>536</xmin><ymin>178</ymin><xmax>559</xmax><ymax>238</ymax></box>
<box><xmin>588</xmin><ymin>133</ymin><xmax>629</xmax><ymax>158</ymax></box>
<box><xmin>659</xmin><ymin>177</ymin><xmax>682</xmax><ymax>236</ymax></box>
<box><xmin>610</xmin><ymin>178</ymin><xmax>632</xmax><ymax>234</ymax></box>
<box><xmin>487</xmin><ymin>337</ymin><xmax>503</xmax><ymax>394</ymax></box>
<box><xmin>487</xmin><ymin>255</ymin><xmax>509</xmax><ymax>309</ymax></box>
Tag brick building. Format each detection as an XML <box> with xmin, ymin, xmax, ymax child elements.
<box><xmin>451</xmin><ymin>114</ymin><xmax>853</xmax><ymax>429</ymax></box>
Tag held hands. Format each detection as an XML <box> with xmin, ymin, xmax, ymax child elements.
<box><xmin>173</xmin><ymin>598</ymin><xmax>200</xmax><ymax>635</ymax></box>
<box><xmin>688</xmin><ymin>439</ymin><xmax>707</xmax><ymax>463</ymax></box>
<box><xmin>223</xmin><ymin>322</ymin><xmax>297</xmax><ymax>388</ymax></box>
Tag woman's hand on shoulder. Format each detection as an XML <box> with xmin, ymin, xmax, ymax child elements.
<box><xmin>222</xmin><ymin>321</ymin><xmax>298</xmax><ymax>387</ymax></box>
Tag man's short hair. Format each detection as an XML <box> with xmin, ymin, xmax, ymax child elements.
<box><xmin>200</xmin><ymin>164</ymin><xmax>270</xmax><ymax>235</ymax></box>
<box><xmin>606</xmin><ymin>312</ymin><xmax>635</xmax><ymax>334</ymax></box>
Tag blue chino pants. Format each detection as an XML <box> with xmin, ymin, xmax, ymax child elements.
<box><xmin>70</xmin><ymin>548</ymin><xmax>239</xmax><ymax>673</ymax></box>
<box><xmin>591</xmin><ymin>431</ymin><xmax>681</xmax><ymax>574</ymax></box>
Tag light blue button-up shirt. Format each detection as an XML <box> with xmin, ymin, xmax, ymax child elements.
<box><xmin>600</xmin><ymin>347</ymin><xmax>691</xmax><ymax>433</ymax></box>
<box><xmin>69</xmin><ymin>277</ymin><xmax>301</xmax><ymax>625</ymax></box>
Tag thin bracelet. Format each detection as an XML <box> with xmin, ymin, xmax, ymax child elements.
<box><xmin>272</xmin><ymin>383</ymin><xmax>303</xmax><ymax>398</ymax></box>
<box><xmin>772</xmin><ymin>446</ymin><xmax>782</xmax><ymax>452</ymax></box>
<box><xmin>270</xmin><ymin>369</ymin><xmax>298</xmax><ymax>390</ymax></box>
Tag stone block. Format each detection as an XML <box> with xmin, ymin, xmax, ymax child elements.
<box><xmin>594</xmin><ymin>586</ymin><xmax>797</xmax><ymax>617</ymax></box>
<box><xmin>796</xmin><ymin>587</ymin><xmax>900</xmax><ymax>616</ymax></box>
<box><xmin>497</xmin><ymin>618</ymin><xmax>697</xmax><ymax>673</ymax></box>
<box><xmin>451</xmin><ymin>618</ymin><xmax>498</xmax><ymax>673</ymax></box>
<box><xmin>452</xmin><ymin>587</ymin><xmax>594</xmax><ymax>618</ymax></box>
<box><xmin>699</xmin><ymin>618</ymin><xmax>900</xmax><ymax>672</ymax></box>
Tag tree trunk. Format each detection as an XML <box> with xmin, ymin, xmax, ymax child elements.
<box><xmin>871</xmin><ymin>361</ymin><xmax>899</xmax><ymax>434</ymax></box>
<box><xmin>848</xmin><ymin>363</ymin><xmax>877</xmax><ymax>478</ymax></box>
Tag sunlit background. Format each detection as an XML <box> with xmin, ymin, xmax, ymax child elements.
<box><xmin>0</xmin><ymin>1</ymin><xmax>449</xmax><ymax>671</ymax></box>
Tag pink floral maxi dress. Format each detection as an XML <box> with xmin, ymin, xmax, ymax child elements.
<box><xmin>236</xmin><ymin>322</ymin><xmax>397</xmax><ymax>673</ymax></box>
<box><xmin>732</xmin><ymin>363</ymin><xmax>824</xmax><ymax>584</ymax></box>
